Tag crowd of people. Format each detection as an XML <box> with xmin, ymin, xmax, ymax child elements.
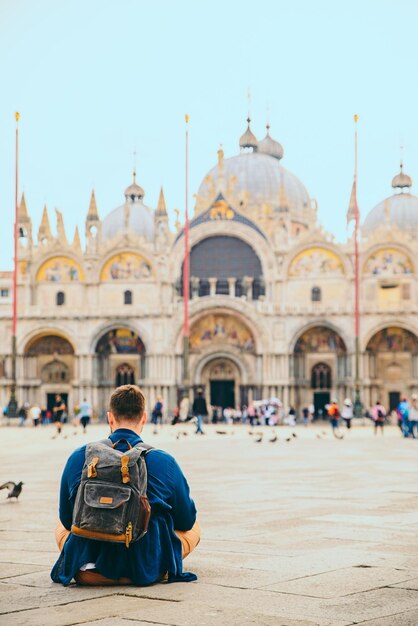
<box><xmin>2</xmin><ymin>394</ymin><xmax>93</xmax><ymax>437</ymax></box>
<box><xmin>4</xmin><ymin>391</ymin><xmax>418</xmax><ymax>440</ymax></box>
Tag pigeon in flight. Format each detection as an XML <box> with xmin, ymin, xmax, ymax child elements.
<box><xmin>0</xmin><ymin>481</ymin><xmax>24</xmax><ymax>500</ymax></box>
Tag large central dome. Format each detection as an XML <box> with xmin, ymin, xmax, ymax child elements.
<box><xmin>195</xmin><ymin>121</ymin><xmax>313</xmax><ymax>226</ymax></box>
<box><xmin>197</xmin><ymin>152</ymin><xmax>311</xmax><ymax>217</ymax></box>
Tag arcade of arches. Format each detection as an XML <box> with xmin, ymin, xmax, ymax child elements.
<box><xmin>14</xmin><ymin>323</ymin><xmax>418</xmax><ymax>417</ymax></box>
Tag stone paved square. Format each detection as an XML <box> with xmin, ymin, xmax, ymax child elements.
<box><xmin>1</xmin><ymin>422</ymin><xmax>418</xmax><ymax>625</ymax></box>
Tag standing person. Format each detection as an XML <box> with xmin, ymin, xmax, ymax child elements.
<box><xmin>192</xmin><ymin>389</ymin><xmax>207</xmax><ymax>435</ymax></box>
<box><xmin>247</xmin><ymin>403</ymin><xmax>255</xmax><ymax>427</ymax></box>
<box><xmin>409</xmin><ymin>394</ymin><xmax>418</xmax><ymax>439</ymax></box>
<box><xmin>286</xmin><ymin>406</ymin><xmax>296</xmax><ymax>427</ymax></box>
<box><xmin>302</xmin><ymin>406</ymin><xmax>310</xmax><ymax>427</ymax></box>
<box><xmin>79</xmin><ymin>398</ymin><xmax>92</xmax><ymax>434</ymax></box>
<box><xmin>51</xmin><ymin>384</ymin><xmax>199</xmax><ymax>586</ymax></box>
<box><xmin>171</xmin><ymin>405</ymin><xmax>180</xmax><ymax>425</ymax></box>
<box><xmin>41</xmin><ymin>405</ymin><xmax>49</xmax><ymax>425</ymax></box>
<box><xmin>397</xmin><ymin>397</ymin><xmax>410</xmax><ymax>438</ymax></box>
<box><xmin>371</xmin><ymin>400</ymin><xmax>386</xmax><ymax>435</ymax></box>
<box><xmin>29</xmin><ymin>402</ymin><xmax>41</xmax><ymax>427</ymax></box>
<box><xmin>341</xmin><ymin>399</ymin><xmax>353</xmax><ymax>430</ymax></box>
<box><xmin>179</xmin><ymin>395</ymin><xmax>190</xmax><ymax>422</ymax></box>
<box><xmin>151</xmin><ymin>397</ymin><xmax>164</xmax><ymax>434</ymax></box>
<box><xmin>52</xmin><ymin>394</ymin><xmax>67</xmax><ymax>438</ymax></box>
<box><xmin>328</xmin><ymin>399</ymin><xmax>341</xmax><ymax>436</ymax></box>
<box><xmin>18</xmin><ymin>402</ymin><xmax>29</xmax><ymax>427</ymax></box>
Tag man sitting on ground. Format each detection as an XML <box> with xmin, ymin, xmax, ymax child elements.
<box><xmin>51</xmin><ymin>384</ymin><xmax>200</xmax><ymax>586</ymax></box>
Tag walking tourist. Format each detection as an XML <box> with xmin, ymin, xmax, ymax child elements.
<box><xmin>341</xmin><ymin>399</ymin><xmax>353</xmax><ymax>429</ymax></box>
<box><xmin>29</xmin><ymin>402</ymin><xmax>41</xmax><ymax>427</ymax></box>
<box><xmin>78</xmin><ymin>398</ymin><xmax>92</xmax><ymax>433</ymax></box>
<box><xmin>371</xmin><ymin>400</ymin><xmax>386</xmax><ymax>435</ymax></box>
<box><xmin>192</xmin><ymin>389</ymin><xmax>207</xmax><ymax>435</ymax></box>
<box><xmin>397</xmin><ymin>397</ymin><xmax>410</xmax><ymax>438</ymax></box>
<box><xmin>409</xmin><ymin>394</ymin><xmax>418</xmax><ymax>439</ymax></box>
<box><xmin>52</xmin><ymin>394</ymin><xmax>67</xmax><ymax>438</ymax></box>
<box><xmin>328</xmin><ymin>399</ymin><xmax>342</xmax><ymax>436</ymax></box>
<box><xmin>302</xmin><ymin>406</ymin><xmax>310</xmax><ymax>426</ymax></box>
<box><xmin>51</xmin><ymin>384</ymin><xmax>199</xmax><ymax>585</ymax></box>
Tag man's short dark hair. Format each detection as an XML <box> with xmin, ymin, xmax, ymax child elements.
<box><xmin>109</xmin><ymin>385</ymin><xmax>145</xmax><ymax>422</ymax></box>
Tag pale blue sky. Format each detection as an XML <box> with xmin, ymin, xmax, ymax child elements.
<box><xmin>1</xmin><ymin>0</ymin><xmax>418</xmax><ymax>269</ymax></box>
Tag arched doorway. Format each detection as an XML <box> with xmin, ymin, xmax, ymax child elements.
<box><xmin>95</xmin><ymin>328</ymin><xmax>146</xmax><ymax>409</ymax></box>
<box><xmin>199</xmin><ymin>357</ymin><xmax>242</xmax><ymax>410</ymax></box>
<box><xmin>189</xmin><ymin>312</ymin><xmax>256</xmax><ymax>409</ymax></box>
<box><xmin>366</xmin><ymin>327</ymin><xmax>418</xmax><ymax>410</ymax></box>
<box><xmin>24</xmin><ymin>334</ymin><xmax>75</xmax><ymax>411</ymax></box>
<box><xmin>292</xmin><ymin>326</ymin><xmax>347</xmax><ymax>416</ymax></box>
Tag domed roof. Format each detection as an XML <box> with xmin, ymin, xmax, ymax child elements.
<box><xmin>363</xmin><ymin>192</ymin><xmax>418</xmax><ymax>235</ymax></box>
<box><xmin>258</xmin><ymin>125</ymin><xmax>284</xmax><ymax>160</ymax></box>
<box><xmin>363</xmin><ymin>164</ymin><xmax>418</xmax><ymax>235</ymax></box>
<box><xmin>102</xmin><ymin>177</ymin><xmax>154</xmax><ymax>241</ymax></box>
<box><xmin>239</xmin><ymin>118</ymin><xmax>258</xmax><ymax>150</ymax></box>
<box><xmin>391</xmin><ymin>162</ymin><xmax>413</xmax><ymax>190</ymax></box>
<box><xmin>124</xmin><ymin>171</ymin><xmax>145</xmax><ymax>200</ymax></box>
<box><xmin>196</xmin><ymin>152</ymin><xmax>312</xmax><ymax>223</ymax></box>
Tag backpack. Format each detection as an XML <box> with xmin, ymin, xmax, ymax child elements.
<box><xmin>377</xmin><ymin>408</ymin><xmax>384</xmax><ymax>419</ymax></box>
<box><xmin>71</xmin><ymin>438</ymin><xmax>153</xmax><ymax>548</ymax></box>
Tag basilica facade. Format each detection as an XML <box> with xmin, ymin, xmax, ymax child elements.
<box><xmin>1</xmin><ymin>120</ymin><xmax>417</xmax><ymax>417</ymax></box>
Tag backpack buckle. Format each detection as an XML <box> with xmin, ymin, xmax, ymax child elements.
<box><xmin>87</xmin><ymin>457</ymin><xmax>99</xmax><ymax>478</ymax></box>
<box><xmin>121</xmin><ymin>455</ymin><xmax>130</xmax><ymax>484</ymax></box>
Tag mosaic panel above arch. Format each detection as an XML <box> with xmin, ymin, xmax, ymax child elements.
<box><xmin>96</xmin><ymin>328</ymin><xmax>146</xmax><ymax>355</ymax></box>
<box><xmin>26</xmin><ymin>334</ymin><xmax>75</xmax><ymax>355</ymax></box>
<box><xmin>289</xmin><ymin>247</ymin><xmax>344</xmax><ymax>278</ymax></box>
<box><xmin>36</xmin><ymin>257</ymin><xmax>84</xmax><ymax>282</ymax></box>
<box><xmin>189</xmin><ymin>314</ymin><xmax>255</xmax><ymax>353</ymax></box>
<box><xmin>363</xmin><ymin>248</ymin><xmax>414</xmax><ymax>276</ymax></box>
<box><xmin>366</xmin><ymin>327</ymin><xmax>418</xmax><ymax>353</ymax></box>
<box><xmin>100</xmin><ymin>253</ymin><xmax>152</xmax><ymax>281</ymax></box>
<box><xmin>294</xmin><ymin>327</ymin><xmax>346</xmax><ymax>354</ymax></box>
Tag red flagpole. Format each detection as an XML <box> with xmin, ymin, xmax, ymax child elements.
<box><xmin>182</xmin><ymin>114</ymin><xmax>190</xmax><ymax>387</ymax></box>
<box><xmin>13</xmin><ymin>114</ymin><xmax>19</xmax><ymax>337</ymax></box>
<box><xmin>8</xmin><ymin>112</ymin><xmax>20</xmax><ymax>416</ymax></box>
<box><xmin>353</xmin><ymin>115</ymin><xmax>362</xmax><ymax>417</ymax></box>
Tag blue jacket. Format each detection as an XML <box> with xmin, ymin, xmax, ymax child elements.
<box><xmin>51</xmin><ymin>428</ymin><xmax>197</xmax><ymax>585</ymax></box>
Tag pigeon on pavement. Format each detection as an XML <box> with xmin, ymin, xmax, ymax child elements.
<box><xmin>0</xmin><ymin>481</ymin><xmax>24</xmax><ymax>500</ymax></box>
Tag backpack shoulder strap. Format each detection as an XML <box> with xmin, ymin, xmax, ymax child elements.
<box><xmin>135</xmin><ymin>442</ymin><xmax>154</xmax><ymax>456</ymax></box>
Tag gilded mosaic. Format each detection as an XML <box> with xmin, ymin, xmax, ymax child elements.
<box><xmin>364</xmin><ymin>249</ymin><xmax>413</xmax><ymax>276</ymax></box>
<box><xmin>100</xmin><ymin>253</ymin><xmax>152</xmax><ymax>281</ymax></box>
<box><xmin>189</xmin><ymin>314</ymin><xmax>255</xmax><ymax>352</ymax></box>
<box><xmin>289</xmin><ymin>247</ymin><xmax>344</xmax><ymax>277</ymax></box>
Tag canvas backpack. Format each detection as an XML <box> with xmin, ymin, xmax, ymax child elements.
<box><xmin>71</xmin><ymin>438</ymin><xmax>153</xmax><ymax>548</ymax></box>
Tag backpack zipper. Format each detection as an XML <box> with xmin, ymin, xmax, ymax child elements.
<box><xmin>125</xmin><ymin>522</ymin><xmax>133</xmax><ymax>548</ymax></box>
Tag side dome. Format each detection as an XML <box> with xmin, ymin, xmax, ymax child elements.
<box><xmin>363</xmin><ymin>163</ymin><xmax>418</xmax><ymax>235</ymax></box>
<box><xmin>257</xmin><ymin>124</ymin><xmax>284</xmax><ymax>160</ymax></box>
<box><xmin>102</xmin><ymin>175</ymin><xmax>155</xmax><ymax>241</ymax></box>
<box><xmin>196</xmin><ymin>152</ymin><xmax>312</xmax><ymax>225</ymax></box>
